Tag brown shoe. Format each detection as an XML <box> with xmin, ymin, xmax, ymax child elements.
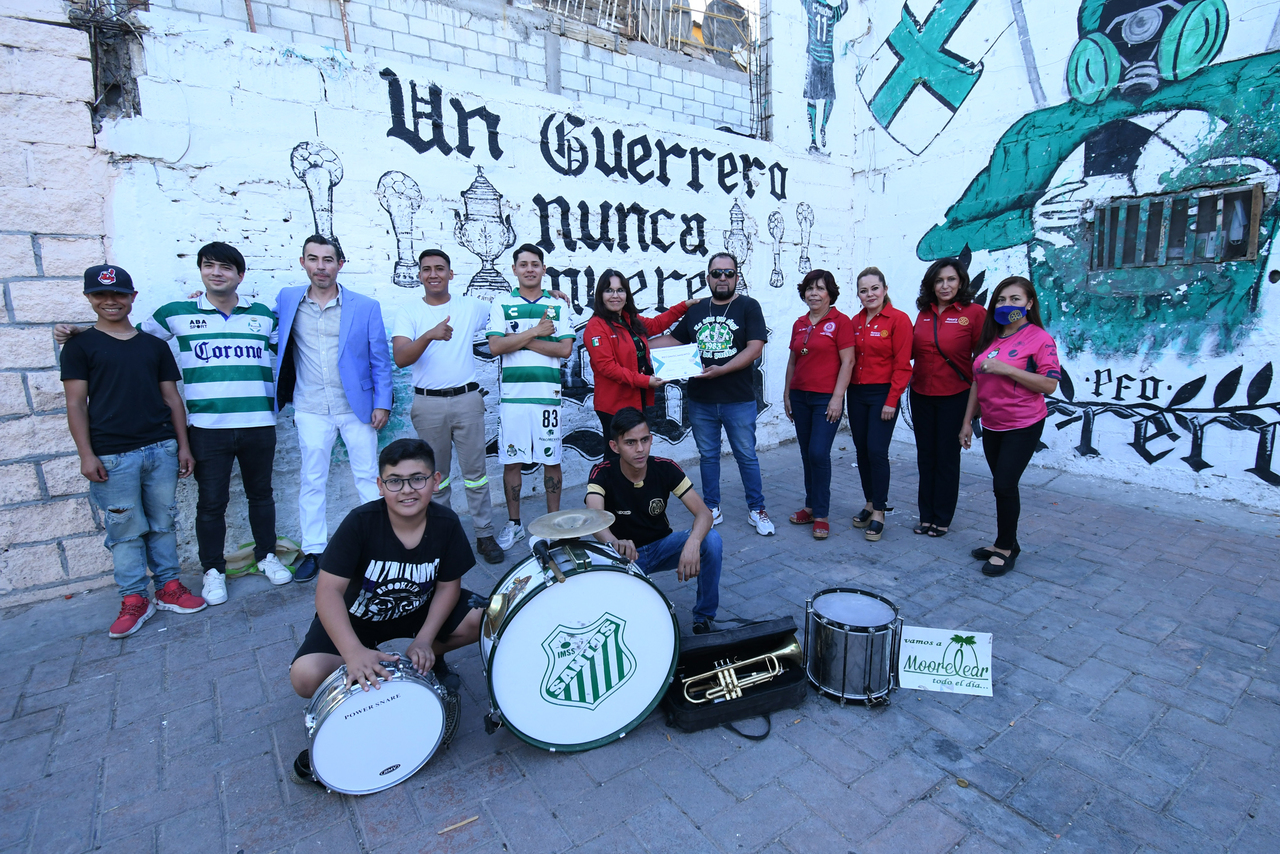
<box><xmin>476</xmin><ymin>535</ymin><xmax>505</xmax><ymax>565</ymax></box>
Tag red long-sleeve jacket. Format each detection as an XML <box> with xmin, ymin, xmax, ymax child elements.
<box><xmin>585</xmin><ymin>303</ymin><xmax>689</xmax><ymax>415</ymax></box>
<box><xmin>850</xmin><ymin>302</ymin><xmax>914</xmax><ymax>408</ymax></box>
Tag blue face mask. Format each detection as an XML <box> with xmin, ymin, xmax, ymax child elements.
<box><xmin>994</xmin><ymin>304</ymin><xmax>1025</xmax><ymax>326</ymax></box>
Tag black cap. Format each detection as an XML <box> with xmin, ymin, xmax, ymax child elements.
<box><xmin>83</xmin><ymin>265</ymin><xmax>135</xmax><ymax>294</ymax></box>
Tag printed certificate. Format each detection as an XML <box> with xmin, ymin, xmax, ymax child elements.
<box><xmin>650</xmin><ymin>344</ymin><xmax>704</xmax><ymax>381</ymax></box>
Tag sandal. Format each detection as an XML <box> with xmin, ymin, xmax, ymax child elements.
<box><xmin>790</xmin><ymin>508</ymin><xmax>815</xmax><ymax>525</ymax></box>
<box><xmin>912</xmin><ymin>522</ymin><xmax>934</xmax><ymax>535</ymax></box>
<box><xmin>852</xmin><ymin>509</ymin><xmax>873</xmax><ymax>528</ymax></box>
<box><xmin>928</xmin><ymin>526</ymin><xmax>949</xmax><ymax>537</ymax></box>
<box><xmin>864</xmin><ymin>520</ymin><xmax>884</xmax><ymax>542</ymax></box>
<box><xmin>973</xmin><ymin>544</ymin><xmax>1018</xmax><ymax>560</ymax></box>
<box><xmin>812</xmin><ymin>520</ymin><xmax>829</xmax><ymax>540</ymax></box>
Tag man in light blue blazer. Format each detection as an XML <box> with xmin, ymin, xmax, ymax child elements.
<box><xmin>275</xmin><ymin>235</ymin><xmax>393</xmax><ymax>582</ymax></box>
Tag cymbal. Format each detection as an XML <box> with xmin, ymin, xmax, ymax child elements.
<box><xmin>527</xmin><ymin>509</ymin><xmax>615</xmax><ymax>540</ymax></box>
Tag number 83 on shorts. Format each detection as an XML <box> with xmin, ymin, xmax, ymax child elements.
<box><xmin>499</xmin><ymin>403</ymin><xmax>563</xmax><ymax>465</ymax></box>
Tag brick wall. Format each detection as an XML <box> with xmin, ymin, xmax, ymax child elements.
<box><xmin>135</xmin><ymin>0</ymin><xmax>755</xmax><ymax>133</ymax></box>
<box><xmin>0</xmin><ymin>0</ymin><xmax>115</xmax><ymax>603</ymax></box>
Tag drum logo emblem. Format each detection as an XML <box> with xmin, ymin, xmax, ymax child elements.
<box><xmin>540</xmin><ymin>613</ymin><xmax>635</xmax><ymax>710</ymax></box>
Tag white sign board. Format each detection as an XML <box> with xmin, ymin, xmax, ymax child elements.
<box><xmin>898</xmin><ymin>626</ymin><xmax>993</xmax><ymax>696</ymax></box>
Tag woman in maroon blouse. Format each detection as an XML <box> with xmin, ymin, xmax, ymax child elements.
<box><xmin>910</xmin><ymin>258</ymin><xmax>985</xmax><ymax>537</ymax></box>
<box><xmin>782</xmin><ymin>269</ymin><xmax>855</xmax><ymax>540</ymax></box>
<box><xmin>846</xmin><ymin>267</ymin><xmax>913</xmax><ymax>541</ymax></box>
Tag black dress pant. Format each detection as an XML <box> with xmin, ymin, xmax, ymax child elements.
<box><xmin>980</xmin><ymin>419</ymin><xmax>1044</xmax><ymax>551</ymax></box>
<box><xmin>846</xmin><ymin>383</ymin><xmax>898</xmax><ymax>511</ymax></box>
<box><xmin>910</xmin><ymin>389</ymin><xmax>969</xmax><ymax>528</ymax></box>
<box><xmin>189</xmin><ymin>425</ymin><xmax>277</xmax><ymax>572</ymax></box>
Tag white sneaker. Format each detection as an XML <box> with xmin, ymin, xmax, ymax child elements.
<box><xmin>258</xmin><ymin>553</ymin><xmax>293</xmax><ymax>586</ymax></box>
<box><xmin>709</xmin><ymin>507</ymin><xmax>723</xmax><ymax>525</ymax></box>
<box><xmin>748</xmin><ymin>509</ymin><xmax>776</xmax><ymax>536</ymax></box>
<box><xmin>202</xmin><ymin>568</ymin><xmax>228</xmax><ymax>605</ymax></box>
<box><xmin>496</xmin><ymin>520</ymin><xmax>525</xmax><ymax>550</ymax></box>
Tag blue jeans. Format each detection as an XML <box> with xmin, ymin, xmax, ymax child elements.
<box><xmin>688</xmin><ymin>399</ymin><xmax>764</xmax><ymax>512</ymax></box>
<box><xmin>790</xmin><ymin>390</ymin><xmax>841</xmax><ymax>518</ymax></box>
<box><xmin>636</xmin><ymin>529</ymin><xmax>723</xmax><ymax>622</ymax></box>
<box><xmin>88</xmin><ymin>439</ymin><xmax>182</xmax><ymax>597</ymax></box>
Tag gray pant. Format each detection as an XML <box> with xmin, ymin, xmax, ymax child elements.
<box><xmin>410</xmin><ymin>390</ymin><xmax>494</xmax><ymax>538</ymax></box>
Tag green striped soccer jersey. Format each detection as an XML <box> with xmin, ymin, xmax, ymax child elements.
<box><xmin>140</xmin><ymin>294</ymin><xmax>278</xmax><ymax>428</ymax></box>
<box><xmin>485</xmin><ymin>289</ymin><xmax>575</xmax><ymax>406</ymax></box>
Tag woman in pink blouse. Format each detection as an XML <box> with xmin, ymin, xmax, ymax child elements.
<box><xmin>960</xmin><ymin>276</ymin><xmax>1060</xmax><ymax>577</ymax></box>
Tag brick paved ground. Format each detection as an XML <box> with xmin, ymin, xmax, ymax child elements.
<box><xmin>2</xmin><ymin>438</ymin><xmax>1278</xmax><ymax>853</ymax></box>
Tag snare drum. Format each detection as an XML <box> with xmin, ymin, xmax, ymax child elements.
<box><xmin>304</xmin><ymin>655</ymin><xmax>447</xmax><ymax>794</ymax></box>
<box><xmin>804</xmin><ymin>588</ymin><xmax>901</xmax><ymax>704</ymax></box>
<box><xmin>482</xmin><ymin>541</ymin><xmax>679</xmax><ymax>752</ymax></box>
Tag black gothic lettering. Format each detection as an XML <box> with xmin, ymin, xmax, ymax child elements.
<box><xmin>627</xmin><ymin>136</ymin><xmax>653</xmax><ymax>184</ymax></box>
<box><xmin>450</xmin><ymin>98</ymin><xmax>503</xmax><ymax>160</ymax></box>
<box><xmin>592</xmin><ymin>128</ymin><xmax>627</xmax><ymax>179</ymax></box>
<box><xmin>679</xmin><ymin>213</ymin><xmax>708</xmax><ymax>256</ymax></box>
<box><xmin>533</xmin><ymin>194</ymin><xmax>577</xmax><ymax>253</ymax></box>
<box><xmin>650</xmin><ymin>209</ymin><xmax>675</xmax><ymax>252</ymax></box>
<box><xmin>540</xmin><ymin>113</ymin><xmax>589</xmax><ymax>176</ymax></box>
<box><xmin>687</xmin><ymin>147</ymin><xmax>714</xmax><ymax>192</ymax></box>
<box><xmin>655</xmin><ymin>140</ymin><xmax>687</xmax><ymax>187</ymax></box>
<box><xmin>768</xmin><ymin>162</ymin><xmax>788</xmax><ymax>201</ymax></box>
<box><xmin>615</xmin><ymin>202</ymin><xmax>650</xmax><ymax>252</ymax></box>
<box><xmin>578</xmin><ymin>201</ymin><xmax>615</xmax><ymax>251</ymax></box>
<box><xmin>738</xmin><ymin>154</ymin><xmax>766</xmax><ymax>198</ymax></box>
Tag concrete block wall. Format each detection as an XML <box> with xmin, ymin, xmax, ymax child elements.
<box><xmin>135</xmin><ymin>0</ymin><xmax>755</xmax><ymax>133</ymax></box>
<box><xmin>0</xmin><ymin>0</ymin><xmax>114</xmax><ymax>603</ymax></box>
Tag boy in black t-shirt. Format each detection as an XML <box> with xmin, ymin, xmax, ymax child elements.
<box><xmin>289</xmin><ymin>438</ymin><xmax>482</xmax><ymax>698</ymax></box>
<box><xmin>586</xmin><ymin>407</ymin><xmax>723</xmax><ymax>634</ymax></box>
<box><xmin>61</xmin><ymin>265</ymin><xmax>206</xmax><ymax>639</ymax></box>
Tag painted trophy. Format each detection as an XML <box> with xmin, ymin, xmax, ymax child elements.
<box><xmin>454</xmin><ymin>166</ymin><xmax>517</xmax><ymax>299</ymax></box>
<box><xmin>376</xmin><ymin>171</ymin><xmax>424</xmax><ymax>288</ymax></box>
<box><xmin>796</xmin><ymin>202</ymin><xmax>814</xmax><ymax>274</ymax></box>
<box><xmin>290</xmin><ymin>141</ymin><xmax>343</xmax><ymax>238</ymax></box>
<box><xmin>768</xmin><ymin>210</ymin><xmax>785</xmax><ymax>288</ymax></box>
<box><xmin>723</xmin><ymin>201</ymin><xmax>752</xmax><ymax>294</ymax></box>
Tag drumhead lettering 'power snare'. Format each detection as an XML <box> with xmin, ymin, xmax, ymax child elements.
<box><xmin>482</xmin><ymin>541</ymin><xmax>679</xmax><ymax>752</ymax></box>
<box><xmin>304</xmin><ymin>655</ymin><xmax>447</xmax><ymax>794</ymax></box>
<box><xmin>804</xmin><ymin>588</ymin><xmax>902</xmax><ymax>704</ymax></box>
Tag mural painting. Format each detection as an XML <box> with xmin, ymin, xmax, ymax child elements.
<box><xmin>801</xmin><ymin>0</ymin><xmax>850</xmax><ymax>154</ymax></box>
<box><xmin>273</xmin><ymin>67</ymin><xmax>812</xmax><ymax>475</ymax></box>
<box><xmin>915</xmin><ymin>0</ymin><xmax>1280</xmax><ymax>486</ymax></box>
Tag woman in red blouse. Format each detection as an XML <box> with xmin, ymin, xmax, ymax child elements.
<box><xmin>585</xmin><ymin>269</ymin><xmax>693</xmax><ymax>460</ymax></box>
<box><xmin>782</xmin><ymin>270</ymin><xmax>855</xmax><ymax>540</ymax></box>
<box><xmin>846</xmin><ymin>267</ymin><xmax>913</xmax><ymax>541</ymax></box>
<box><xmin>910</xmin><ymin>258</ymin><xmax>985</xmax><ymax>537</ymax></box>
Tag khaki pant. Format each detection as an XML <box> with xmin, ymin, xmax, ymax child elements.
<box><xmin>409</xmin><ymin>390</ymin><xmax>495</xmax><ymax>538</ymax></box>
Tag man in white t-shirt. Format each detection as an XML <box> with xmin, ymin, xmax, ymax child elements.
<box><xmin>392</xmin><ymin>249</ymin><xmax>504</xmax><ymax>565</ymax></box>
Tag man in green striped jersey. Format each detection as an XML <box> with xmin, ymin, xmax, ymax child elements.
<box><xmin>485</xmin><ymin>244</ymin><xmax>576</xmax><ymax>550</ymax></box>
<box><xmin>61</xmin><ymin>243</ymin><xmax>292</xmax><ymax>604</ymax></box>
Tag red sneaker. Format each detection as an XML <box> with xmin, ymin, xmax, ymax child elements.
<box><xmin>156</xmin><ymin>580</ymin><xmax>207</xmax><ymax>614</ymax></box>
<box><xmin>109</xmin><ymin>594</ymin><xmax>156</xmax><ymax>638</ymax></box>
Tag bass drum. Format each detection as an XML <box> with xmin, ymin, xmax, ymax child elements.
<box><xmin>304</xmin><ymin>655</ymin><xmax>446</xmax><ymax>794</ymax></box>
<box><xmin>482</xmin><ymin>541</ymin><xmax>679</xmax><ymax>752</ymax></box>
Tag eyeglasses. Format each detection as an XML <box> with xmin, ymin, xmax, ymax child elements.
<box><xmin>709</xmin><ymin>269</ymin><xmax>737</xmax><ymax>279</ymax></box>
<box><xmin>381</xmin><ymin>474</ymin><xmax>433</xmax><ymax>492</ymax></box>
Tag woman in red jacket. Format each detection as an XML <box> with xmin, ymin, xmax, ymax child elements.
<box><xmin>846</xmin><ymin>267</ymin><xmax>913</xmax><ymax>541</ymax></box>
<box><xmin>910</xmin><ymin>258</ymin><xmax>985</xmax><ymax>538</ymax></box>
<box><xmin>585</xmin><ymin>269</ymin><xmax>694</xmax><ymax>460</ymax></box>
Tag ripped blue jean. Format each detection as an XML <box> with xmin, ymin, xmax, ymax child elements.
<box><xmin>88</xmin><ymin>439</ymin><xmax>181</xmax><ymax>597</ymax></box>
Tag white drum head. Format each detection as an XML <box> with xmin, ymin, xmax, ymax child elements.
<box><xmin>814</xmin><ymin>591</ymin><xmax>896</xmax><ymax>628</ymax></box>
<box><xmin>311</xmin><ymin>679</ymin><xmax>445</xmax><ymax>794</ymax></box>
<box><xmin>489</xmin><ymin>569</ymin><xmax>676</xmax><ymax>751</ymax></box>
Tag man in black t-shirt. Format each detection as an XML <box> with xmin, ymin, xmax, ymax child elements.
<box><xmin>670</xmin><ymin>252</ymin><xmax>774</xmax><ymax>537</ymax></box>
<box><xmin>586</xmin><ymin>408</ymin><xmax>723</xmax><ymax>634</ymax></box>
<box><xmin>290</xmin><ymin>437</ymin><xmax>482</xmax><ymax>697</ymax></box>
<box><xmin>61</xmin><ymin>265</ymin><xmax>206</xmax><ymax>639</ymax></box>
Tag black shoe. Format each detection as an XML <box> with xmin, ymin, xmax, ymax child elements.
<box><xmin>294</xmin><ymin>553</ymin><xmax>321</xmax><ymax>583</ymax></box>
<box><xmin>981</xmin><ymin>550</ymin><xmax>1018</xmax><ymax>577</ymax></box>
<box><xmin>864</xmin><ymin>520</ymin><xmax>884</xmax><ymax>542</ymax></box>
<box><xmin>291</xmin><ymin>750</ymin><xmax>324</xmax><ymax>788</ymax></box>
<box><xmin>476</xmin><ymin>535</ymin><xmax>505</xmax><ymax>565</ymax></box>
<box><xmin>973</xmin><ymin>545</ymin><xmax>1018</xmax><ymax>561</ymax></box>
<box><xmin>692</xmin><ymin>619</ymin><xmax>715</xmax><ymax>635</ymax></box>
<box><xmin>852</xmin><ymin>509</ymin><xmax>873</xmax><ymax>528</ymax></box>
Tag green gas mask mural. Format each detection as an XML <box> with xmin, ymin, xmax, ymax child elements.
<box><xmin>918</xmin><ymin>0</ymin><xmax>1279</xmax><ymax>359</ymax></box>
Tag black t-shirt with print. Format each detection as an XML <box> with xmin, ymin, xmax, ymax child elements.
<box><xmin>321</xmin><ymin>500</ymin><xmax>475</xmax><ymax>623</ymax></box>
<box><xmin>586</xmin><ymin>457</ymin><xmax>693</xmax><ymax>547</ymax></box>
<box><xmin>59</xmin><ymin>328</ymin><xmax>181</xmax><ymax>456</ymax></box>
<box><xmin>671</xmin><ymin>295</ymin><xmax>767</xmax><ymax>403</ymax></box>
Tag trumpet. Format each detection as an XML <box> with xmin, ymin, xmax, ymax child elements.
<box><xmin>681</xmin><ymin>636</ymin><xmax>803</xmax><ymax>704</ymax></box>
